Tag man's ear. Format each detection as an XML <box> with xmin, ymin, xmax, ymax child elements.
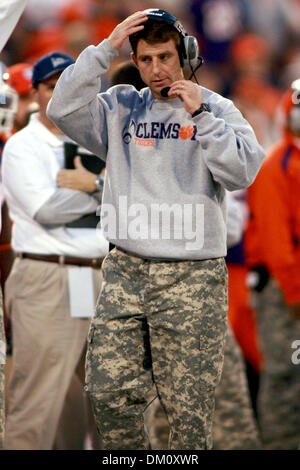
<box><xmin>30</xmin><ymin>86</ymin><xmax>37</xmax><ymax>100</ymax></box>
<box><xmin>131</xmin><ymin>52</ymin><xmax>138</xmax><ymax>68</ymax></box>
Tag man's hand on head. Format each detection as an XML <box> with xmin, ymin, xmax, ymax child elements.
<box><xmin>167</xmin><ymin>80</ymin><xmax>203</xmax><ymax>116</ymax></box>
<box><xmin>108</xmin><ymin>11</ymin><xmax>148</xmax><ymax>51</ymax></box>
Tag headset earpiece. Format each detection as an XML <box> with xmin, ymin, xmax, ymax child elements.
<box><xmin>183</xmin><ymin>36</ymin><xmax>199</xmax><ymax>68</ymax></box>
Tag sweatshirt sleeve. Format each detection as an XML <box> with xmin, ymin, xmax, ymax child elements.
<box><xmin>193</xmin><ymin>102</ymin><xmax>265</xmax><ymax>191</ymax></box>
<box><xmin>47</xmin><ymin>39</ymin><xmax>120</xmax><ymax>159</ymax></box>
<box><xmin>0</xmin><ymin>0</ymin><xmax>28</xmax><ymax>52</ymax></box>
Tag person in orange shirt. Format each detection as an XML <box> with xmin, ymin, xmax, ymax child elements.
<box><xmin>245</xmin><ymin>79</ymin><xmax>300</xmax><ymax>450</ymax></box>
<box><xmin>225</xmin><ymin>190</ymin><xmax>263</xmax><ymax>418</ymax></box>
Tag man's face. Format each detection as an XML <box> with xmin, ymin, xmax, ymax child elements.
<box><xmin>132</xmin><ymin>39</ymin><xmax>184</xmax><ymax>99</ymax></box>
<box><xmin>33</xmin><ymin>73</ymin><xmax>61</xmax><ymax>116</ymax></box>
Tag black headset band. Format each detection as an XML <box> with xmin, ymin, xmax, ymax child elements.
<box><xmin>172</xmin><ymin>20</ymin><xmax>187</xmax><ymax>38</ymax></box>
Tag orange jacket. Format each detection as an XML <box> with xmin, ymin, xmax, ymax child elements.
<box><xmin>245</xmin><ymin>136</ymin><xmax>300</xmax><ymax>305</ymax></box>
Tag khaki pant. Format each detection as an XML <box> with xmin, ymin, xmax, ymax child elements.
<box><xmin>4</xmin><ymin>257</ymin><xmax>102</xmax><ymax>450</ymax></box>
<box><xmin>53</xmin><ymin>353</ymin><xmax>103</xmax><ymax>450</ymax></box>
<box><xmin>86</xmin><ymin>248</ymin><xmax>228</xmax><ymax>450</ymax></box>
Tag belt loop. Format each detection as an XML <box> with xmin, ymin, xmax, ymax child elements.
<box><xmin>58</xmin><ymin>255</ymin><xmax>65</xmax><ymax>265</ymax></box>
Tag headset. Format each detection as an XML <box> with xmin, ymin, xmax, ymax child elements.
<box><xmin>144</xmin><ymin>9</ymin><xmax>204</xmax><ymax>83</ymax></box>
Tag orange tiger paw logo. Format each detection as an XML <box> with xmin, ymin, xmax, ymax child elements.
<box><xmin>179</xmin><ymin>125</ymin><xmax>194</xmax><ymax>140</ymax></box>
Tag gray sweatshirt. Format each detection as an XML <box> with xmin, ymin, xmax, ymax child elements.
<box><xmin>47</xmin><ymin>39</ymin><xmax>265</xmax><ymax>260</ymax></box>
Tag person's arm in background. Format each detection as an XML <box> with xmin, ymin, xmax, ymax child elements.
<box><xmin>47</xmin><ymin>12</ymin><xmax>148</xmax><ymax>156</ymax></box>
<box><xmin>57</xmin><ymin>156</ymin><xmax>105</xmax><ymax>203</ymax></box>
<box><xmin>34</xmin><ymin>189</ymin><xmax>99</xmax><ymax>227</ymax></box>
<box><xmin>0</xmin><ymin>0</ymin><xmax>28</xmax><ymax>52</ymax></box>
<box><xmin>226</xmin><ymin>190</ymin><xmax>245</xmax><ymax>249</ymax></box>
<box><xmin>2</xmin><ymin>139</ymin><xmax>100</xmax><ymax>228</ymax></box>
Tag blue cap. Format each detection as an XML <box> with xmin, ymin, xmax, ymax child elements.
<box><xmin>32</xmin><ymin>52</ymin><xmax>75</xmax><ymax>87</ymax></box>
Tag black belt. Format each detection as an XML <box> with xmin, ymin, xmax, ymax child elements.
<box><xmin>16</xmin><ymin>252</ymin><xmax>103</xmax><ymax>269</ymax></box>
<box><xmin>110</xmin><ymin>245</ymin><xmax>191</xmax><ymax>263</ymax></box>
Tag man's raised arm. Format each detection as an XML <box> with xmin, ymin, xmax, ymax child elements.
<box><xmin>47</xmin><ymin>12</ymin><xmax>148</xmax><ymax>156</ymax></box>
<box><xmin>0</xmin><ymin>0</ymin><xmax>28</xmax><ymax>52</ymax></box>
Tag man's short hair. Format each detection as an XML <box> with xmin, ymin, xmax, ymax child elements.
<box><xmin>129</xmin><ymin>20</ymin><xmax>181</xmax><ymax>57</ymax></box>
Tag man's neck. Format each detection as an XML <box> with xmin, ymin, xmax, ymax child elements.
<box><xmin>38</xmin><ymin>112</ymin><xmax>64</xmax><ymax>135</ymax></box>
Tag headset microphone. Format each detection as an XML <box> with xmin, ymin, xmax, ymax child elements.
<box><xmin>160</xmin><ymin>87</ymin><xmax>171</xmax><ymax>97</ymax></box>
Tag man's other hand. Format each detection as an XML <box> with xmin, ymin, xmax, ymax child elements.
<box><xmin>168</xmin><ymin>80</ymin><xmax>203</xmax><ymax>116</ymax></box>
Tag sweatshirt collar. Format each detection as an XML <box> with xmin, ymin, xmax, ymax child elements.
<box><xmin>145</xmin><ymin>88</ymin><xmax>185</xmax><ymax>111</ymax></box>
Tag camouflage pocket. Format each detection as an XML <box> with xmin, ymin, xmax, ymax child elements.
<box><xmin>85</xmin><ymin>319</ymin><xmax>152</xmax><ymax>394</ymax></box>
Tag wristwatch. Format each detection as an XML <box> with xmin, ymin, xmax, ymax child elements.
<box><xmin>94</xmin><ymin>174</ymin><xmax>104</xmax><ymax>192</ymax></box>
<box><xmin>191</xmin><ymin>103</ymin><xmax>211</xmax><ymax>118</ymax></box>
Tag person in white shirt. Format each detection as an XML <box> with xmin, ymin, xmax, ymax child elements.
<box><xmin>2</xmin><ymin>51</ymin><xmax>108</xmax><ymax>450</ymax></box>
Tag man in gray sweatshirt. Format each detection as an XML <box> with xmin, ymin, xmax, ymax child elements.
<box><xmin>47</xmin><ymin>9</ymin><xmax>265</xmax><ymax>450</ymax></box>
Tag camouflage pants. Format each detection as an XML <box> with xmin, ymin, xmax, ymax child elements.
<box><xmin>85</xmin><ymin>248</ymin><xmax>228</xmax><ymax>450</ymax></box>
<box><xmin>144</xmin><ymin>326</ymin><xmax>262</xmax><ymax>450</ymax></box>
<box><xmin>0</xmin><ymin>289</ymin><xmax>6</xmax><ymax>449</ymax></box>
<box><xmin>251</xmin><ymin>279</ymin><xmax>300</xmax><ymax>450</ymax></box>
